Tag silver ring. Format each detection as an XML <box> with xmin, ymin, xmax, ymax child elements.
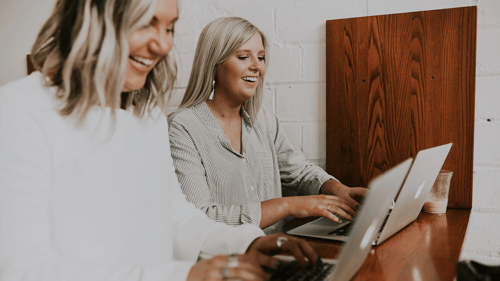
<box><xmin>328</xmin><ymin>205</ymin><xmax>331</xmax><ymax>210</ymax></box>
<box><xmin>227</xmin><ymin>253</ymin><xmax>239</xmax><ymax>268</ymax></box>
<box><xmin>277</xmin><ymin>237</ymin><xmax>289</xmax><ymax>250</ymax></box>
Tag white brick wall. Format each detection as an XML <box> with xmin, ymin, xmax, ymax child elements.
<box><xmin>465</xmin><ymin>0</ymin><xmax>500</xmax><ymax>265</ymax></box>
<box><xmin>1</xmin><ymin>0</ymin><xmax>499</xmax><ymax>266</ymax></box>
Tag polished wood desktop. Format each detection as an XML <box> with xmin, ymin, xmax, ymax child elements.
<box><xmin>278</xmin><ymin>209</ymin><xmax>470</xmax><ymax>281</ymax></box>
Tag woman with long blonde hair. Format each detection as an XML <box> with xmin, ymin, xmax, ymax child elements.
<box><xmin>0</xmin><ymin>1</ymin><xmax>318</xmax><ymax>280</ymax></box>
<box><xmin>169</xmin><ymin>17</ymin><xmax>367</xmax><ymax>233</ymax></box>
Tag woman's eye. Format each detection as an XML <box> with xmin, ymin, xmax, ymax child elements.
<box><xmin>238</xmin><ymin>56</ymin><xmax>248</xmax><ymax>60</ymax></box>
<box><xmin>140</xmin><ymin>22</ymin><xmax>152</xmax><ymax>29</ymax></box>
<box><xmin>258</xmin><ymin>57</ymin><xmax>265</xmax><ymax>61</ymax></box>
<box><xmin>167</xmin><ymin>24</ymin><xmax>175</xmax><ymax>34</ymax></box>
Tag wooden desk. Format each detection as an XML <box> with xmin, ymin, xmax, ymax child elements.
<box><xmin>279</xmin><ymin>209</ymin><xmax>470</xmax><ymax>281</ymax></box>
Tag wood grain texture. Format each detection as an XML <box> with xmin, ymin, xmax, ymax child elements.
<box><xmin>281</xmin><ymin>210</ymin><xmax>470</xmax><ymax>281</ymax></box>
<box><xmin>353</xmin><ymin>210</ymin><xmax>470</xmax><ymax>281</ymax></box>
<box><xmin>326</xmin><ymin>7</ymin><xmax>476</xmax><ymax>209</ymax></box>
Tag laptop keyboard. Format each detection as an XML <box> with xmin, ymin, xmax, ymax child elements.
<box><xmin>266</xmin><ymin>260</ymin><xmax>335</xmax><ymax>281</ymax></box>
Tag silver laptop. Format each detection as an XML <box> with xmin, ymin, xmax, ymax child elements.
<box><xmin>287</xmin><ymin>143</ymin><xmax>452</xmax><ymax>246</ymax></box>
<box><xmin>269</xmin><ymin>158</ymin><xmax>413</xmax><ymax>281</ymax></box>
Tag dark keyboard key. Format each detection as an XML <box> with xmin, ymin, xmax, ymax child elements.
<box><xmin>267</xmin><ymin>260</ymin><xmax>335</xmax><ymax>281</ymax></box>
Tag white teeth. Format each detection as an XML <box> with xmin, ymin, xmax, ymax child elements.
<box><xmin>130</xmin><ymin>55</ymin><xmax>154</xmax><ymax>66</ymax></box>
<box><xmin>242</xmin><ymin>77</ymin><xmax>257</xmax><ymax>82</ymax></box>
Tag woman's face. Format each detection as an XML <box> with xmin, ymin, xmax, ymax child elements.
<box><xmin>215</xmin><ymin>32</ymin><xmax>266</xmax><ymax>105</ymax></box>
<box><xmin>123</xmin><ymin>0</ymin><xmax>178</xmax><ymax>92</ymax></box>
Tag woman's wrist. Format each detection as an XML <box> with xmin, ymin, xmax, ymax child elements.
<box><xmin>320</xmin><ymin>180</ymin><xmax>345</xmax><ymax>195</ymax></box>
<box><xmin>260</xmin><ymin>197</ymin><xmax>292</xmax><ymax>228</ymax></box>
<box><xmin>284</xmin><ymin>197</ymin><xmax>292</xmax><ymax>217</ymax></box>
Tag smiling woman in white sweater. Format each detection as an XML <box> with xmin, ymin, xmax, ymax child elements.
<box><xmin>0</xmin><ymin>0</ymin><xmax>318</xmax><ymax>280</ymax></box>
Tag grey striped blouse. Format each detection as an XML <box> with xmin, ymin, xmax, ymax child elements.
<box><xmin>168</xmin><ymin>101</ymin><xmax>336</xmax><ymax>232</ymax></box>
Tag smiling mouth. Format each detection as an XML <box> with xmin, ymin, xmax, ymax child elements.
<box><xmin>241</xmin><ymin>77</ymin><xmax>257</xmax><ymax>82</ymax></box>
<box><xmin>129</xmin><ymin>55</ymin><xmax>154</xmax><ymax>67</ymax></box>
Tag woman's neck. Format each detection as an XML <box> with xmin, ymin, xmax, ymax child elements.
<box><xmin>206</xmin><ymin>98</ymin><xmax>242</xmax><ymax>121</ymax></box>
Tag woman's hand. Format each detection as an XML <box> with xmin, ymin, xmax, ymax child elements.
<box><xmin>187</xmin><ymin>254</ymin><xmax>268</xmax><ymax>281</ymax></box>
<box><xmin>187</xmin><ymin>234</ymin><xmax>320</xmax><ymax>280</ymax></box>
<box><xmin>286</xmin><ymin>194</ymin><xmax>356</xmax><ymax>223</ymax></box>
<box><xmin>246</xmin><ymin>233</ymin><xmax>319</xmax><ymax>268</ymax></box>
<box><xmin>259</xmin><ymin>189</ymin><xmax>361</xmax><ymax>228</ymax></box>
<box><xmin>320</xmin><ymin>180</ymin><xmax>368</xmax><ymax>211</ymax></box>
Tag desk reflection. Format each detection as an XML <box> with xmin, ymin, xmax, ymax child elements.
<box><xmin>278</xmin><ymin>210</ymin><xmax>470</xmax><ymax>281</ymax></box>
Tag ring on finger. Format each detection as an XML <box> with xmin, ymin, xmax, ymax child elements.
<box><xmin>277</xmin><ymin>236</ymin><xmax>289</xmax><ymax>251</ymax></box>
<box><xmin>227</xmin><ymin>253</ymin><xmax>239</xmax><ymax>268</ymax></box>
<box><xmin>328</xmin><ymin>205</ymin><xmax>331</xmax><ymax>211</ymax></box>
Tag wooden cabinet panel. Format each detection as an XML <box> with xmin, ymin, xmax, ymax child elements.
<box><xmin>326</xmin><ymin>7</ymin><xmax>476</xmax><ymax>209</ymax></box>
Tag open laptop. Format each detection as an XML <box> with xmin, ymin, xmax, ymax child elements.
<box><xmin>287</xmin><ymin>143</ymin><xmax>452</xmax><ymax>245</ymax></box>
<box><xmin>267</xmin><ymin>158</ymin><xmax>413</xmax><ymax>281</ymax></box>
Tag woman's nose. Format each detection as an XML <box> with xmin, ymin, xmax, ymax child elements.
<box><xmin>151</xmin><ymin>30</ymin><xmax>173</xmax><ymax>56</ymax></box>
<box><xmin>250</xmin><ymin>58</ymin><xmax>261</xmax><ymax>70</ymax></box>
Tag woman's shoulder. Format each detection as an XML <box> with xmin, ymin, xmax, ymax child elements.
<box><xmin>167</xmin><ymin>102</ymin><xmax>206</xmax><ymax>127</ymax></box>
<box><xmin>0</xmin><ymin>72</ymin><xmax>55</xmax><ymax>113</ymax></box>
<box><xmin>255</xmin><ymin>106</ymin><xmax>278</xmax><ymax>131</ymax></box>
<box><xmin>168</xmin><ymin>105</ymin><xmax>194</xmax><ymax>126</ymax></box>
<box><xmin>256</xmin><ymin>106</ymin><xmax>274</xmax><ymax>121</ymax></box>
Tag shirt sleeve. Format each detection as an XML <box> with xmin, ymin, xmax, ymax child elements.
<box><xmin>265</xmin><ymin>110</ymin><xmax>338</xmax><ymax>195</ymax></box>
<box><xmin>168</xmin><ymin>118</ymin><xmax>262</xmax><ymax>227</ymax></box>
<box><xmin>166</xmin><ymin>127</ymin><xmax>265</xmax><ymax>261</ymax></box>
<box><xmin>0</xmin><ymin>88</ymin><xmax>189</xmax><ymax>281</ymax></box>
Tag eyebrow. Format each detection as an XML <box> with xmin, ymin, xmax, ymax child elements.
<box><xmin>236</xmin><ymin>49</ymin><xmax>265</xmax><ymax>54</ymax></box>
<box><xmin>150</xmin><ymin>16</ymin><xmax>179</xmax><ymax>25</ymax></box>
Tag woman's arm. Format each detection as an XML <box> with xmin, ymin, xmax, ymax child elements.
<box><xmin>264</xmin><ymin>110</ymin><xmax>335</xmax><ymax>196</ymax></box>
<box><xmin>263</xmin><ymin>110</ymin><xmax>368</xmax><ymax>209</ymax></box>
<box><xmin>262</xmin><ymin>109</ymin><xmax>359</xmax><ymax>220</ymax></box>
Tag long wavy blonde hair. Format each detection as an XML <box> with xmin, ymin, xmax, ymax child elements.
<box><xmin>30</xmin><ymin>0</ymin><xmax>177</xmax><ymax>124</ymax></box>
<box><xmin>178</xmin><ymin>17</ymin><xmax>268</xmax><ymax>124</ymax></box>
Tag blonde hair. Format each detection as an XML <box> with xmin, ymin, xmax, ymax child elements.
<box><xmin>178</xmin><ymin>17</ymin><xmax>268</xmax><ymax>124</ymax></box>
<box><xmin>30</xmin><ymin>0</ymin><xmax>177</xmax><ymax>124</ymax></box>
